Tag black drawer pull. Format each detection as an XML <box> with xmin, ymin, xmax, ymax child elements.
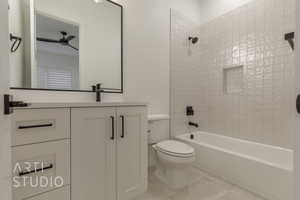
<box><xmin>120</xmin><ymin>115</ymin><xmax>125</xmax><ymax>138</ymax></box>
<box><xmin>18</xmin><ymin>123</ymin><xmax>53</xmax><ymax>129</ymax></box>
<box><xmin>19</xmin><ymin>164</ymin><xmax>54</xmax><ymax>177</ymax></box>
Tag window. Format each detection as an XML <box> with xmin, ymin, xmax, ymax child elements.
<box><xmin>38</xmin><ymin>66</ymin><xmax>76</xmax><ymax>90</ymax></box>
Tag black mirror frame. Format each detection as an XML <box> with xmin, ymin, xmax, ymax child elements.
<box><xmin>10</xmin><ymin>0</ymin><xmax>123</xmax><ymax>94</ymax></box>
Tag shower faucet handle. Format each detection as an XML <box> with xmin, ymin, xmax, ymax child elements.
<box><xmin>186</xmin><ymin>106</ymin><xmax>194</xmax><ymax>116</ymax></box>
<box><xmin>188</xmin><ymin>122</ymin><xmax>199</xmax><ymax>128</ymax></box>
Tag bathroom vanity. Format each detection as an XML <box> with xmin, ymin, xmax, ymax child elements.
<box><xmin>7</xmin><ymin>0</ymin><xmax>148</xmax><ymax>199</ymax></box>
<box><xmin>11</xmin><ymin>102</ymin><xmax>148</xmax><ymax>200</ymax></box>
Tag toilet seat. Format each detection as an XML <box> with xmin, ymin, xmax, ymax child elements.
<box><xmin>155</xmin><ymin>140</ymin><xmax>195</xmax><ymax>158</ymax></box>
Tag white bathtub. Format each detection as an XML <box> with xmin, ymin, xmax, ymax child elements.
<box><xmin>176</xmin><ymin>132</ymin><xmax>294</xmax><ymax>200</ymax></box>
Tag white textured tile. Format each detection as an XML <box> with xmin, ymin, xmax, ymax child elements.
<box><xmin>170</xmin><ymin>0</ymin><xmax>295</xmax><ymax>149</ymax></box>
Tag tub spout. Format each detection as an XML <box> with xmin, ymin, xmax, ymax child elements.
<box><xmin>188</xmin><ymin>122</ymin><xmax>199</xmax><ymax>128</ymax></box>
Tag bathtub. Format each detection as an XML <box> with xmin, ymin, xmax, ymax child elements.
<box><xmin>176</xmin><ymin>132</ymin><xmax>294</xmax><ymax>200</ymax></box>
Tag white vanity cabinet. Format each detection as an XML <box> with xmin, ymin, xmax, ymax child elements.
<box><xmin>11</xmin><ymin>108</ymin><xmax>71</xmax><ymax>200</ymax></box>
<box><xmin>11</xmin><ymin>103</ymin><xmax>148</xmax><ymax>200</ymax></box>
<box><xmin>71</xmin><ymin>107</ymin><xmax>116</xmax><ymax>200</ymax></box>
<box><xmin>116</xmin><ymin>107</ymin><xmax>148</xmax><ymax>200</ymax></box>
<box><xmin>71</xmin><ymin>106</ymin><xmax>148</xmax><ymax>200</ymax></box>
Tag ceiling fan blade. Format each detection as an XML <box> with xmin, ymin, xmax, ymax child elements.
<box><xmin>66</xmin><ymin>36</ymin><xmax>76</xmax><ymax>42</ymax></box>
<box><xmin>67</xmin><ymin>44</ymin><xmax>79</xmax><ymax>51</ymax></box>
<box><xmin>37</xmin><ymin>37</ymin><xmax>60</xmax><ymax>43</ymax></box>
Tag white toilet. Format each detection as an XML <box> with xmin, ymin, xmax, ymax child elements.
<box><xmin>148</xmin><ymin>115</ymin><xmax>196</xmax><ymax>189</ymax></box>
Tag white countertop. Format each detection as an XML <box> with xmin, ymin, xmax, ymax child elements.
<box><xmin>148</xmin><ymin>114</ymin><xmax>170</xmax><ymax>121</ymax></box>
<box><xmin>16</xmin><ymin>102</ymin><xmax>148</xmax><ymax>109</ymax></box>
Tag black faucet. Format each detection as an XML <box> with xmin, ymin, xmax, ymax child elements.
<box><xmin>92</xmin><ymin>83</ymin><xmax>103</xmax><ymax>102</ymax></box>
<box><xmin>188</xmin><ymin>122</ymin><xmax>199</xmax><ymax>128</ymax></box>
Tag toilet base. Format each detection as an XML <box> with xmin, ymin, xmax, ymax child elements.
<box><xmin>154</xmin><ymin>165</ymin><xmax>191</xmax><ymax>189</ymax></box>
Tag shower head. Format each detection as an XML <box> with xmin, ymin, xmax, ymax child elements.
<box><xmin>189</xmin><ymin>36</ymin><xmax>199</xmax><ymax>44</ymax></box>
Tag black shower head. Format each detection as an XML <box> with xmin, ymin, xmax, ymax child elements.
<box><xmin>189</xmin><ymin>36</ymin><xmax>199</xmax><ymax>44</ymax></box>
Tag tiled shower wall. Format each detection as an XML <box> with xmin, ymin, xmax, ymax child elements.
<box><xmin>170</xmin><ymin>0</ymin><xmax>295</xmax><ymax>149</ymax></box>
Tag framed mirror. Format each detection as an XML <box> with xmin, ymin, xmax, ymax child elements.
<box><xmin>9</xmin><ymin>0</ymin><xmax>123</xmax><ymax>93</ymax></box>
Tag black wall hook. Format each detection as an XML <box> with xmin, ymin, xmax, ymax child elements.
<box><xmin>10</xmin><ymin>33</ymin><xmax>22</xmax><ymax>53</ymax></box>
<box><xmin>285</xmin><ymin>32</ymin><xmax>295</xmax><ymax>51</ymax></box>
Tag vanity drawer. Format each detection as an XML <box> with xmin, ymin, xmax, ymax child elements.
<box><xmin>15</xmin><ymin>186</ymin><xmax>70</xmax><ymax>200</ymax></box>
<box><xmin>12</xmin><ymin>108</ymin><xmax>70</xmax><ymax>146</ymax></box>
<box><xmin>12</xmin><ymin>140</ymin><xmax>70</xmax><ymax>200</ymax></box>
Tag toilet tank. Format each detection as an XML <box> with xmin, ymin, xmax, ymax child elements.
<box><xmin>148</xmin><ymin>114</ymin><xmax>170</xmax><ymax>144</ymax></box>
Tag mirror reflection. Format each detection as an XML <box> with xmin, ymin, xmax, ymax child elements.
<box><xmin>36</xmin><ymin>14</ymin><xmax>79</xmax><ymax>90</ymax></box>
<box><xmin>9</xmin><ymin>0</ymin><xmax>123</xmax><ymax>92</ymax></box>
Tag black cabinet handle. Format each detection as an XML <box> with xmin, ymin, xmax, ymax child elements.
<box><xmin>120</xmin><ymin>115</ymin><xmax>125</xmax><ymax>138</ymax></box>
<box><xmin>111</xmin><ymin>116</ymin><xmax>115</xmax><ymax>140</ymax></box>
<box><xmin>18</xmin><ymin>123</ymin><xmax>53</xmax><ymax>129</ymax></box>
<box><xmin>297</xmin><ymin>95</ymin><xmax>300</xmax><ymax>114</ymax></box>
<box><xmin>19</xmin><ymin>164</ymin><xmax>53</xmax><ymax>177</ymax></box>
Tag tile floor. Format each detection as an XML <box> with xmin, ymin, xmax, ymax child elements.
<box><xmin>134</xmin><ymin>167</ymin><xmax>265</xmax><ymax>200</ymax></box>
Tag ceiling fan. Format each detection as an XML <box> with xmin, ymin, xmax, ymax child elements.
<box><xmin>37</xmin><ymin>31</ymin><xmax>78</xmax><ymax>51</ymax></box>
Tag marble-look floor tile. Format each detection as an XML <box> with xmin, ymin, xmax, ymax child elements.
<box><xmin>218</xmin><ymin>188</ymin><xmax>264</xmax><ymax>200</ymax></box>
<box><xmin>134</xmin><ymin>167</ymin><xmax>265</xmax><ymax>200</ymax></box>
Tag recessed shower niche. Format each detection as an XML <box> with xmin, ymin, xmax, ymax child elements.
<box><xmin>223</xmin><ymin>65</ymin><xmax>244</xmax><ymax>95</ymax></box>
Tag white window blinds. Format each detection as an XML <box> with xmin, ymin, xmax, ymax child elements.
<box><xmin>38</xmin><ymin>67</ymin><xmax>74</xmax><ymax>90</ymax></box>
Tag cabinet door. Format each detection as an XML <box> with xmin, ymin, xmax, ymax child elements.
<box><xmin>116</xmin><ymin>107</ymin><xmax>148</xmax><ymax>200</ymax></box>
<box><xmin>71</xmin><ymin>108</ymin><xmax>116</xmax><ymax>200</ymax></box>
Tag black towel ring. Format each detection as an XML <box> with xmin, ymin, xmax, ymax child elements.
<box><xmin>10</xmin><ymin>34</ymin><xmax>22</xmax><ymax>53</ymax></box>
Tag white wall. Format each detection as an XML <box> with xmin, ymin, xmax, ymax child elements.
<box><xmin>0</xmin><ymin>0</ymin><xmax>12</xmax><ymax>199</ymax></box>
<box><xmin>11</xmin><ymin>0</ymin><xmax>202</xmax><ymax>115</ymax></box>
<box><xmin>9</xmin><ymin>0</ymin><xmax>25</xmax><ymax>87</ymax></box>
<box><xmin>198</xmin><ymin>0</ymin><xmax>252</xmax><ymax>24</ymax></box>
<box><xmin>120</xmin><ymin>0</ymin><xmax>201</xmax><ymax>114</ymax></box>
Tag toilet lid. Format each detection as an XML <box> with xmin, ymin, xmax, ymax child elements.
<box><xmin>156</xmin><ymin>140</ymin><xmax>194</xmax><ymax>155</ymax></box>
